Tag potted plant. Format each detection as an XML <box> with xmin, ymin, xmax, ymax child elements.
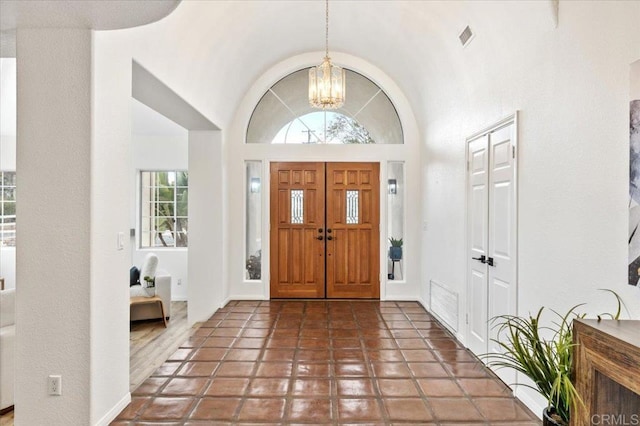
<box><xmin>246</xmin><ymin>250</ymin><xmax>262</xmax><ymax>280</ymax></box>
<box><xmin>484</xmin><ymin>290</ymin><xmax>622</xmax><ymax>426</ymax></box>
<box><xmin>142</xmin><ymin>275</ymin><xmax>156</xmax><ymax>296</ymax></box>
<box><xmin>388</xmin><ymin>237</ymin><xmax>403</xmax><ymax>261</ymax></box>
<box><xmin>143</xmin><ymin>276</ymin><xmax>155</xmax><ymax>288</ymax></box>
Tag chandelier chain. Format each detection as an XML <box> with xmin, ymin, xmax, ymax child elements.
<box><xmin>309</xmin><ymin>0</ymin><xmax>345</xmax><ymax>110</ymax></box>
<box><xmin>325</xmin><ymin>0</ymin><xmax>329</xmax><ymax>57</ymax></box>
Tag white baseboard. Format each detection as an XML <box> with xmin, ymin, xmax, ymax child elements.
<box><xmin>94</xmin><ymin>392</ymin><xmax>131</xmax><ymax>426</ymax></box>
<box><xmin>514</xmin><ymin>386</ymin><xmax>544</xmax><ymax>420</ymax></box>
<box><xmin>383</xmin><ymin>296</ymin><xmax>420</xmax><ymax>302</ymax></box>
<box><xmin>171</xmin><ymin>296</ymin><xmax>187</xmax><ymax>302</ymax></box>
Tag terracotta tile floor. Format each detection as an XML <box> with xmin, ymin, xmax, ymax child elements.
<box><xmin>112</xmin><ymin>300</ymin><xmax>540</xmax><ymax>425</ymax></box>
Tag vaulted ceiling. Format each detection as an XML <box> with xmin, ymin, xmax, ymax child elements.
<box><xmin>114</xmin><ymin>1</ymin><xmax>557</xmax><ymax>130</ymax></box>
<box><xmin>2</xmin><ymin>1</ymin><xmax>638</xmax><ymax>134</ymax></box>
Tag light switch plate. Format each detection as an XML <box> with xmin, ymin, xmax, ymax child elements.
<box><xmin>117</xmin><ymin>232</ymin><xmax>125</xmax><ymax>250</ymax></box>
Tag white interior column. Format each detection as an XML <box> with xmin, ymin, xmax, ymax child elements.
<box><xmin>188</xmin><ymin>130</ymin><xmax>224</xmax><ymax>324</ymax></box>
<box><xmin>15</xmin><ymin>28</ymin><xmax>93</xmax><ymax>425</ymax></box>
<box><xmin>90</xmin><ymin>31</ymin><xmax>133</xmax><ymax>425</ymax></box>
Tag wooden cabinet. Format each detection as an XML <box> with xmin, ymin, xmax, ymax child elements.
<box><xmin>572</xmin><ymin>320</ymin><xmax>640</xmax><ymax>426</ymax></box>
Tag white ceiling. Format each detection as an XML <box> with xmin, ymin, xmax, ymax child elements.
<box><xmin>0</xmin><ymin>0</ymin><xmax>180</xmax><ymax>56</ymax></box>
<box><xmin>2</xmin><ymin>0</ymin><xmax>638</xmax><ymax>138</ymax></box>
<box><xmin>0</xmin><ymin>0</ymin><xmax>179</xmax><ymax>30</ymax></box>
<box><xmin>131</xmin><ymin>98</ymin><xmax>187</xmax><ymax>138</ymax></box>
<box><xmin>117</xmin><ymin>0</ymin><xmax>577</xmax><ymax>134</ymax></box>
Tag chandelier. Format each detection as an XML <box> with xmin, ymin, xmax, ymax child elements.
<box><xmin>309</xmin><ymin>0</ymin><xmax>345</xmax><ymax>109</ymax></box>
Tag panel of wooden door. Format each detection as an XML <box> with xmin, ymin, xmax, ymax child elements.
<box><xmin>270</xmin><ymin>162</ymin><xmax>326</xmax><ymax>298</ymax></box>
<box><xmin>326</xmin><ymin>162</ymin><xmax>380</xmax><ymax>298</ymax></box>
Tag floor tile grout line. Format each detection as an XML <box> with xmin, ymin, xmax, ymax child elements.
<box><xmin>121</xmin><ymin>300</ymin><xmax>540</xmax><ymax>425</ymax></box>
<box><xmin>361</xmin><ymin>302</ymin><xmax>391</xmax><ymax>425</ymax></box>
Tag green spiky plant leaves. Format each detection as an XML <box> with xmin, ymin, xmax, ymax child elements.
<box><xmin>485</xmin><ymin>290</ymin><xmax>623</xmax><ymax>425</ymax></box>
<box><xmin>388</xmin><ymin>237</ymin><xmax>403</xmax><ymax>247</ymax></box>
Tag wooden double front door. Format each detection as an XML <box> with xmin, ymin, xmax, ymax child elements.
<box><xmin>270</xmin><ymin>162</ymin><xmax>380</xmax><ymax>299</ymax></box>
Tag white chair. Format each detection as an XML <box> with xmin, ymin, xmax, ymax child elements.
<box><xmin>130</xmin><ymin>253</ymin><xmax>172</xmax><ymax>324</ymax></box>
<box><xmin>0</xmin><ymin>288</ymin><xmax>15</xmax><ymax>412</ymax></box>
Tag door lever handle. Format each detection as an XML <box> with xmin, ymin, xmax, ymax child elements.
<box><xmin>487</xmin><ymin>257</ymin><xmax>494</xmax><ymax>267</ymax></box>
<box><xmin>327</xmin><ymin>236</ymin><xmax>333</xmax><ymax>241</ymax></box>
<box><xmin>317</xmin><ymin>236</ymin><xmax>324</xmax><ymax>241</ymax></box>
<box><xmin>472</xmin><ymin>255</ymin><xmax>486</xmax><ymax>263</ymax></box>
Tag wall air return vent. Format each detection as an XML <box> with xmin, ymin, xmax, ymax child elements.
<box><xmin>459</xmin><ymin>25</ymin><xmax>474</xmax><ymax>47</ymax></box>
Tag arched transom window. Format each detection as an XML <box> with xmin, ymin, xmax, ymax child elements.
<box><xmin>246</xmin><ymin>68</ymin><xmax>403</xmax><ymax>144</ymax></box>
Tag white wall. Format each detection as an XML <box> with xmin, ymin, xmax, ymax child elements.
<box><xmin>0</xmin><ymin>248</ymin><xmax>15</xmax><ymax>289</ymax></box>
<box><xmin>15</xmin><ymin>27</ymin><xmax>133</xmax><ymax>426</ymax></box>
<box><xmin>633</xmin><ymin>60</ymin><xmax>640</xmax><ymax>99</ymax></box>
<box><xmin>419</xmin><ymin>0</ymin><xmax>640</xmax><ymax>415</ymax></box>
<box><xmin>1</xmin><ymin>58</ymin><xmax>17</xmax><ymax>289</ymax></box>
<box><xmin>188</xmin><ymin>130</ymin><xmax>224</xmax><ymax>323</ymax></box>
<box><xmin>131</xmin><ymin>100</ymin><xmax>189</xmax><ymax>301</ymax></box>
<box><xmin>91</xmin><ymin>30</ymin><xmax>133</xmax><ymax>425</ymax></box>
<box><xmin>0</xmin><ymin>135</ymin><xmax>15</xmax><ymax>170</ymax></box>
<box><xmin>0</xmin><ymin>58</ymin><xmax>17</xmax><ymax>154</ymax></box>
<box><xmin>15</xmin><ymin>28</ymin><xmax>93</xmax><ymax>426</ymax></box>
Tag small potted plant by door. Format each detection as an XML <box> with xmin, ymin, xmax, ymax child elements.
<box><xmin>388</xmin><ymin>237</ymin><xmax>403</xmax><ymax>261</ymax></box>
<box><xmin>388</xmin><ymin>237</ymin><xmax>403</xmax><ymax>279</ymax></box>
<box><xmin>246</xmin><ymin>250</ymin><xmax>262</xmax><ymax>280</ymax></box>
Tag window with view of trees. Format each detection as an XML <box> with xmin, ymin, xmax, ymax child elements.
<box><xmin>0</xmin><ymin>171</ymin><xmax>16</xmax><ymax>247</ymax></box>
<box><xmin>246</xmin><ymin>68</ymin><xmax>403</xmax><ymax>145</ymax></box>
<box><xmin>140</xmin><ymin>171</ymin><xmax>188</xmax><ymax>248</ymax></box>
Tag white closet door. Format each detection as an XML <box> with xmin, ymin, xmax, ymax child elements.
<box><xmin>487</xmin><ymin>122</ymin><xmax>517</xmax><ymax>385</ymax></box>
<box><xmin>466</xmin><ymin>135</ymin><xmax>490</xmax><ymax>356</ymax></box>
<box><xmin>466</xmin><ymin>118</ymin><xmax>517</xmax><ymax>370</ymax></box>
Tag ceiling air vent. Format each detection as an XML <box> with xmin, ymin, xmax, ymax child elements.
<box><xmin>459</xmin><ymin>25</ymin><xmax>474</xmax><ymax>47</ymax></box>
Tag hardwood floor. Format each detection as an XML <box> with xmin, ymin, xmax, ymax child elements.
<box><xmin>129</xmin><ymin>301</ymin><xmax>196</xmax><ymax>391</ymax></box>
<box><xmin>0</xmin><ymin>301</ymin><xmax>197</xmax><ymax>426</ymax></box>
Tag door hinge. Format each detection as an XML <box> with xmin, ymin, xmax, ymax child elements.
<box><xmin>467</xmin><ymin>160</ymin><xmax>470</xmax><ymax>171</ymax></box>
<box><xmin>465</xmin><ymin>313</ymin><xmax>469</xmax><ymax>325</ymax></box>
<box><xmin>512</xmin><ymin>146</ymin><xmax>515</xmax><ymax>158</ymax></box>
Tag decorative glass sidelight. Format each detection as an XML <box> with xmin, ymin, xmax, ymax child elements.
<box><xmin>291</xmin><ymin>190</ymin><xmax>304</xmax><ymax>224</ymax></box>
<box><xmin>387</xmin><ymin>162</ymin><xmax>405</xmax><ymax>280</ymax></box>
<box><xmin>245</xmin><ymin>161</ymin><xmax>262</xmax><ymax>280</ymax></box>
<box><xmin>346</xmin><ymin>190</ymin><xmax>359</xmax><ymax>224</ymax></box>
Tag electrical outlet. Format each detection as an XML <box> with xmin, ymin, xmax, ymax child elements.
<box><xmin>48</xmin><ymin>375</ymin><xmax>62</xmax><ymax>396</ymax></box>
<box><xmin>177</xmin><ymin>279</ymin><xmax>182</xmax><ymax>286</ymax></box>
